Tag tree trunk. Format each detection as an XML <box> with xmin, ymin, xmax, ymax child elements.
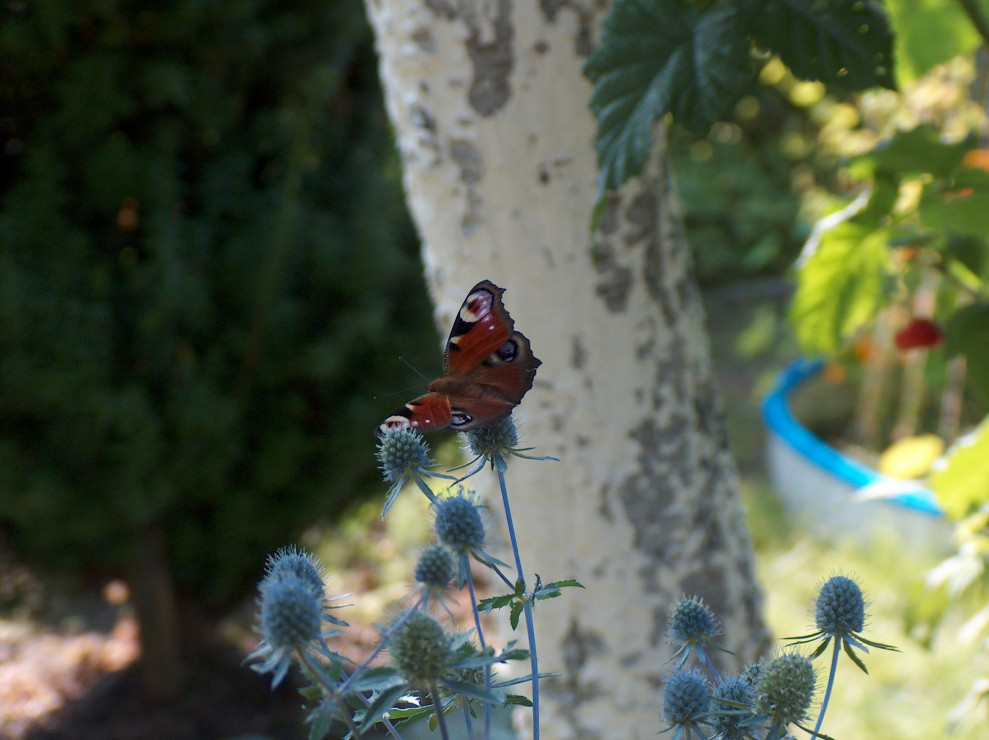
<box><xmin>363</xmin><ymin>2</ymin><xmax>770</xmax><ymax>738</ymax></box>
<box><xmin>131</xmin><ymin>525</ymin><xmax>184</xmax><ymax>701</ymax></box>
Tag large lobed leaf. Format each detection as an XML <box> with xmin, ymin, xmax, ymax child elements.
<box><xmin>738</xmin><ymin>0</ymin><xmax>896</xmax><ymax>92</ymax></box>
<box><xmin>584</xmin><ymin>0</ymin><xmax>752</xmax><ymax>195</ymax></box>
<box><xmin>789</xmin><ymin>219</ymin><xmax>890</xmax><ymax>355</ymax></box>
<box><xmin>585</xmin><ymin>0</ymin><xmax>897</xmax><ymax>197</ymax></box>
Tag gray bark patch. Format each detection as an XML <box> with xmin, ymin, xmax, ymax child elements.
<box><xmin>466</xmin><ymin>0</ymin><xmax>514</xmax><ymax>116</ymax></box>
<box><xmin>538</xmin><ymin>0</ymin><xmax>594</xmax><ymax>56</ymax></box>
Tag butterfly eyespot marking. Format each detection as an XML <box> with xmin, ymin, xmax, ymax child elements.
<box><xmin>496</xmin><ymin>339</ymin><xmax>518</xmax><ymax>362</ymax></box>
<box><xmin>450</xmin><ymin>410</ymin><xmax>474</xmax><ymax>428</ymax></box>
<box><xmin>378</xmin><ymin>280</ymin><xmax>540</xmax><ymax>435</ymax></box>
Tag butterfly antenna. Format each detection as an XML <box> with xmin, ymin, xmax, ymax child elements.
<box><xmin>399</xmin><ymin>356</ymin><xmax>430</xmax><ymax>382</ymax></box>
<box><xmin>371</xmin><ymin>357</ymin><xmax>430</xmax><ymax>401</ymax></box>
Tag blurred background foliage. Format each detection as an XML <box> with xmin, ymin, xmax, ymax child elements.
<box><xmin>0</xmin><ymin>0</ymin><xmax>436</xmax><ymax>609</ymax></box>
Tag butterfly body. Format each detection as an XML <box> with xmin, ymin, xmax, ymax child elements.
<box><xmin>378</xmin><ymin>280</ymin><xmax>540</xmax><ymax>435</ymax></box>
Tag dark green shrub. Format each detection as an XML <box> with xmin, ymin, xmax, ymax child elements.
<box><xmin>0</xmin><ymin>0</ymin><xmax>434</xmax><ymax>607</ymax></box>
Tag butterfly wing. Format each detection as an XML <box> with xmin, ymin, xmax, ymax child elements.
<box><xmin>377</xmin><ymin>280</ymin><xmax>541</xmax><ymax>436</ymax></box>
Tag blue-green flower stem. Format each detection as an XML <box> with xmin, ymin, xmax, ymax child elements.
<box><xmin>496</xmin><ymin>467</ymin><xmax>540</xmax><ymax>740</ymax></box>
<box><xmin>465</xmin><ymin>565</ymin><xmax>493</xmax><ymax>738</ymax></box>
<box><xmin>482</xmin><ymin>558</ymin><xmax>517</xmax><ymax>590</ymax></box>
<box><xmin>813</xmin><ymin>640</ymin><xmax>840</xmax><ymax>737</ymax></box>
<box><xmin>430</xmin><ymin>682</ymin><xmax>452</xmax><ymax>740</ymax></box>
<box><xmin>460</xmin><ymin>699</ymin><xmax>474</xmax><ymax>739</ymax></box>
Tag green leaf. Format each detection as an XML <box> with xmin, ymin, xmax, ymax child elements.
<box><xmin>943</xmin><ymin>235</ymin><xmax>989</xmax><ymax>283</ymax></box>
<box><xmin>584</xmin><ymin>0</ymin><xmax>752</xmax><ymax>194</ymax></box>
<box><xmin>790</xmin><ymin>220</ymin><xmax>891</xmax><ymax>354</ymax></box>
<box><xmin>506</xmin><ymin>693</ymin><xmax>534</xmax><ymax>707</ymax></box>
<box><xmin>514</xmin><ymin>576</ymin><xmax>526</xmax><ymax>597</ymax></box>
<box><xmin>842</xmin><ymin>637</ymin><xmax>871</xmax><ymax>674</ymax></box>
<box><xmin>510</xmin><ymin>601</ymin><xmax>524</xmax><ymax>630</ymax></box>
<box><xmin>884</xmin><ymin>0</ymin><xmax>984</xmax><ymax>85</ymax></box>
<box><xmin>920</xmin><ymin>169</ymin><xmax>989</xmax><ymax>237</ymax></box>
<box><xmin>358</xmin><ymin>684</ymin><xmax>411</xmax><ymax>731</ymax></box>
<box><xmin>441</xmin><ymin>677</ymin><xmax>507</xmax><ymax>705</ymax></box>
<box><xmin>929</xmin><ymin>419</ymin><xmax>989</xmax><ymax>519</ymax></box>
<box><xmin>477</xmin><ymin>593</ymin><xmax>517</xmax><ymax>612</ymax></box>
<box><xmin>851</xmin><ymin>125</ymin><xmax>970</xmax><ymax>180</ymax></box>
<box><xmin>307</xmin><ymin>701</ymin><xmax>336</xmax><ymax>740</ymax></box>
<box><xmin>739</xmin><ymin>0</ymin><xmax>895</xmax><ymax>92</ymax></box>
<box><xmin>946</xmin><ymin>303</ymin><xmax>989</xmax><ymax>404</ymax></box>
<box><xmin>348</xmin><ymin>666</ymin><xmax>406</xmax><ymax>693</ymax></box>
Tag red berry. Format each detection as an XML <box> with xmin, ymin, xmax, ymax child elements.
<box><xmin>894</xmin><ymin>318</ymin><xmax>943</xmax><ymax>350</ymax></box>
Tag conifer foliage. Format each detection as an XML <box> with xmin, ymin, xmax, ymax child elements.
<box><xmin>0</xmin><ymin>1</ymin><xmax>432</xmax><ymax>607</ymax></box>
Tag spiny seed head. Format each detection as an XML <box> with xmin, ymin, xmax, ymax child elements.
<box><xmin>755</xmin><ymin>653</ymin><xmax>816</xmax><ymax>726</ymax></box>
<box><xmin>414</xmin><ymin>544</ymin><xmax>454</xmax><ymax>589</ymax></box>
<box><xmin>669</xmin><ymin>595</ymin><xmax>721</xmax><ymax>646</ymax></box>
<box><xmin>741</xmin><ymin>660</ymin><xmax>764</xmax><ymax>689</ymax></box>
<box><xmin>259</xmin><ymin>573</ymin><xmax>323</xmax><ymax>652</ymax></box>
<box><xmin>390</xmin><ymin>612</ymin><xmax>452</xmax><ymax>686</ymax></box>
<box><xmin>663</xmin><ymin>667</ymin><xmax>710</xmax><ymax>727</ymax></box>
<box><xmin>711</xmin><ymin>675</ymin><xmax>753</xmax><ymax>739</ymax></box>
<box><xmin>464</xmin><ymin>415</ymin><xmax>518</xmax><ymax>458</ymax></box>
<box><xmin>815</xmin><ymin>575</ymin><xmax>865</xmax><ymax>636</ymax></box>
<box><xmin>434</xmin><ymin>491</ymin><xmax>485</xmax><ymax>552</ymax></box>
<box><xmin>262</xmin><ymin>546</ymin><xmax>325</xmax><ymax>602</ymax></box>
<box><xmin>377</xmin><ymin>428</ymin><xmax>432</xmax><ymax>484</ymax></box>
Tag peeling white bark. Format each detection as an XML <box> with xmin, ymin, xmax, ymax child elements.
<box><xmin>363</xmin><ymin>2</ymin><xmax>769</xmax><ymax>738</ymax></box>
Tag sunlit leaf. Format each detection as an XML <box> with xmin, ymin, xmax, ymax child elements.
<box><xmin>884</xmin><ymin>0</ymin><xmax>984</xmax><ymax>85</ymax></box>
<box><xmin>921</xmin><ymin>171</ymin><xmax>989</xmax><ymax>237</ymax></box>
<box><xmin>929</xmin><ymin>420</ymin><xmax>989</xmax><ymax>519</ymax></box>
<box><xmin>852</xmin><ymin>125</ymin><xmax>970</xmax><ymax>179</ymax></box>
<box><xmin>790</xmin><ymin>220</ymin><xmax>891</xmax><ymax>354</ymax></box>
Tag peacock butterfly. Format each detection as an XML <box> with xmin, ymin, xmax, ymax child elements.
<box><xmin>377</xmin><ymin>280</ymin><xmax>541</xmax><ymax>436</ymax></box>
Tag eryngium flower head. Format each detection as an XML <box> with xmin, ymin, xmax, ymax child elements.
<box><xmin>755</xmin><ymin>653</ymin><xmax>816</xmax><ymax>727</ymax></box>
<box><xmin>464</xmin><ymin>415</ymin><xmax>519</xmax><ymax>459</ymax></box>
<box><xmin>710</xmin><ymin>675</ymin><xmax>753</xmax><ymax>740</ymax></box>
<box><xmin>670</xmin><ymin>595</ymin><xmax>721</xmax><ymax>646</ymax></box>
<box><xmin>260</xmin><ymin>574</ymin><xmax>322</xmax><ymax>652</ymax></box>
<box><xmin>434</xmin><ymin>491</ymin><xmax>485</xmax><ymax>552</ymax></box>
<box><xmin>663</xmin><ymin>667</ymin><xmax>710</xmax><ymax>729</ymax></box>
<box><xmin>741</xmin><ymin>660</ymin><xmax>764</xmax><ymax>689</ymax></box>
<box><xmin>390</xmin><ymin>612</ymin><xmax>452</xmax><ymax>686</ymax></box>
<box><xmin>377</xmin><ymin>427</ymin><xmax>433</xmax><ymax>485</ymax></box>
<box><xmin>815</xmin><ymin>575</ymin><xmax>865</xmax><ymax>636</ymax></box>
<box><xmin>262</xmin><ymin>546</ymin><xmax>325</xmax><ymax>602</ymax></box>
<box><xmin>414</xmin><ymin>544</ymin><xmax>454</xmax><ymax>589</ymax></box>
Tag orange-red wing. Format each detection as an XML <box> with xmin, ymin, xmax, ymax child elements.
<box><xmin>444</xmin><ymin>281</ymin><xmax>513</xmax><ymax>374</ymax></box>
<box><xmin>377</xmin><ymin>280</ymin><xmax>541</xmax><ymax>435</ymax></box>
<box><xmin>377</xmin><ymin>393</ymin><xmax>453</xmax><ymax>435</ymax></box>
